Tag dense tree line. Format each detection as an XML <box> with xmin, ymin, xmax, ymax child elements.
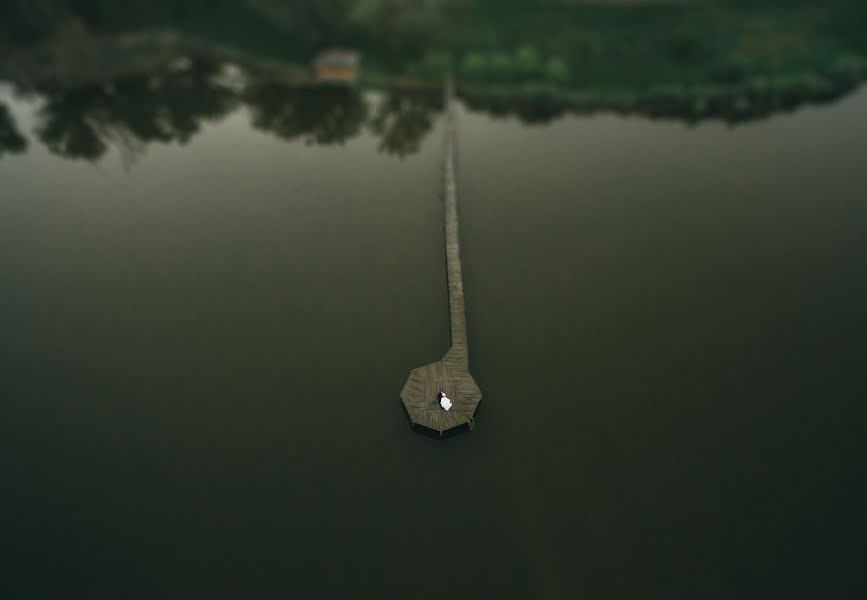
<box><xmin>0</xmin><ymin>0</ymin><xmax>221</xmax><ymax>43</ymax></box>
<box><xmin>0</xmin><ymin>0</ymin><xmax>460</xmax><ymax>52</ymax></box>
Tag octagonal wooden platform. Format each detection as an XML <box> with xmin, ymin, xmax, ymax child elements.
<box><xmin>401</xmin><ymin>353</ymin><xmax>482</xmax><ymax>434</ymax></box>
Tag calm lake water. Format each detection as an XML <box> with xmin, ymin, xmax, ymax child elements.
<box><xmin>2</xmin><ymin>83</ymin><xmax>866</xmax><ymax>599</ymax></box>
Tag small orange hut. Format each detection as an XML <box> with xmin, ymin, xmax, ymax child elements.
<box><xmin>313</xmin><ymin>50</ymin><xmax>361</xmax><ymax>83</ymax></box>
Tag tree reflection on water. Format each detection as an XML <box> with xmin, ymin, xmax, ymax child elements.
<box><xmin>1</xmin><ymin>58</ymin><xmax>444</xmax><ymax>163</ymax></box>
<box><xmin>245</xmin><ymin>83</ymin><xmax>369</xmax><ymax>147</ymax></box>
<box><xmin>2</xmin><ymin>47</ymin><xmax>864</xmax><ymax>164</ymax></box>
<box><xmin>0</xmin><ymin>102</ymin><xmax>27</xmax><ymax>157</ymax></box>
<box><xmin>369</xmin><ymin>90</ymin><xmax>442</xmax><ymax>158</ymax></box>
<box><xmin>33</xmin><ymin>60</ymin><xmax>238</xmax><ymax>162</ymax></box>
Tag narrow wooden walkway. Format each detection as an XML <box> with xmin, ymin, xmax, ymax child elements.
<box><xmin>401</xmin><ymin>80</ymin><xmax>482</xmax><ymax>435</ymax></box>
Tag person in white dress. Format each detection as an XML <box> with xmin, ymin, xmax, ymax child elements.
<box><xmin>438</xmin><ymin>390</ymin><xmax>452</xmax><ymax>411</ymax></box>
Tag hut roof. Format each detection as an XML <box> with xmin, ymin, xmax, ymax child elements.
<box><xmin>313</xmin><ymin>49</ymin><xmax>361</xmax><ymax>69</ymax></box>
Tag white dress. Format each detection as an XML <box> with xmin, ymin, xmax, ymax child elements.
<box><xmin>440</xmin><ymin>395</ymin><xmax>452</xmax><ymax>411</ymax></box>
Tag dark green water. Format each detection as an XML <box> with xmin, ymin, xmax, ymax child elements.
<box><xmin>2</xmin><ymin>80</ymin><xmax>866</xmax><ymax>598</ymax></box>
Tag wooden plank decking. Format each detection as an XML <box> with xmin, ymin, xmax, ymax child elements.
<box><xmin>401</xmin><ymin>80</ymin><xmax>482</xmax><ymax>435</ymax></box>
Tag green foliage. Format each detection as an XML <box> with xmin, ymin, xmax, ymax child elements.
<box><xmin>514</xmin><ymin>46</ymin><xmax>541</xmax><ymax>78</ymax></box>
<box><xmin>648</xmin><ymin>84</ymin><xmax>688</xmax><ymax>104</ymax></box>
<box><xmin>670</xmin><ymin>25</ymin><xmax>711</xmax><ymax>64</ymax></box>
<box><xmin>461</xmin><ymin>52</ymin><xmax>488</xmax><ymax>81</ymax></box>
<box><xmin>459</xmin><ymin>48</ymin><xmax>570</xmax><ymax>85</ymax></box>
<box><xmin>544</xmin><ymin>56</ymin><xmax>570</xmax><ymax>85</ymax></box>
<box><xmin>0</xmin><ymin>0</ymin><xmax>72</xmax><ymax>43</ymax></box>
<box><xmin>714</xmin><ymin>54</ymin><xmax>753</xmax><ymax>84</ymax></box>
<box><xmin>348</xmin><ymin>0</ymin><xmax>453</xmax><ymax>54</ymax></box>
<box><xmin>771</xmin><ymin>73</ymin><xmax>834</xmax><ymax>97</ymax></box>
<box><xmin>423</xmin><ymin>51</ymin><xmax>452</xmax><ymax>77</ymax></box>
<box><xmin>828</xmin><ymin>55</ymin><xmax>867</xmax><ymax>84</ymax></box>
<box><xmin>3</xmin><ymin>0</ymin><xmax>867</xmax><ymax>111</ymax></box>
<box><xmin>488</xmin><ymin>51</ymin><xmax>514</xmax><ymax>81</ymax></box>
<box><xmin>405</xmin><ymin>50</ymin><xmax>452</xmax><ymax>80</ymax></box>
<box><xmin>745</xmin><ymin>76</ymin><xmax>773</xmax><ymax>96</ymax></box>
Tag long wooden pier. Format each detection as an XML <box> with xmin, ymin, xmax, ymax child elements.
<box><xmin>401</xmin><ymin>80</ymin><xmax>482</xmax><ymax>435</ymax></box>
